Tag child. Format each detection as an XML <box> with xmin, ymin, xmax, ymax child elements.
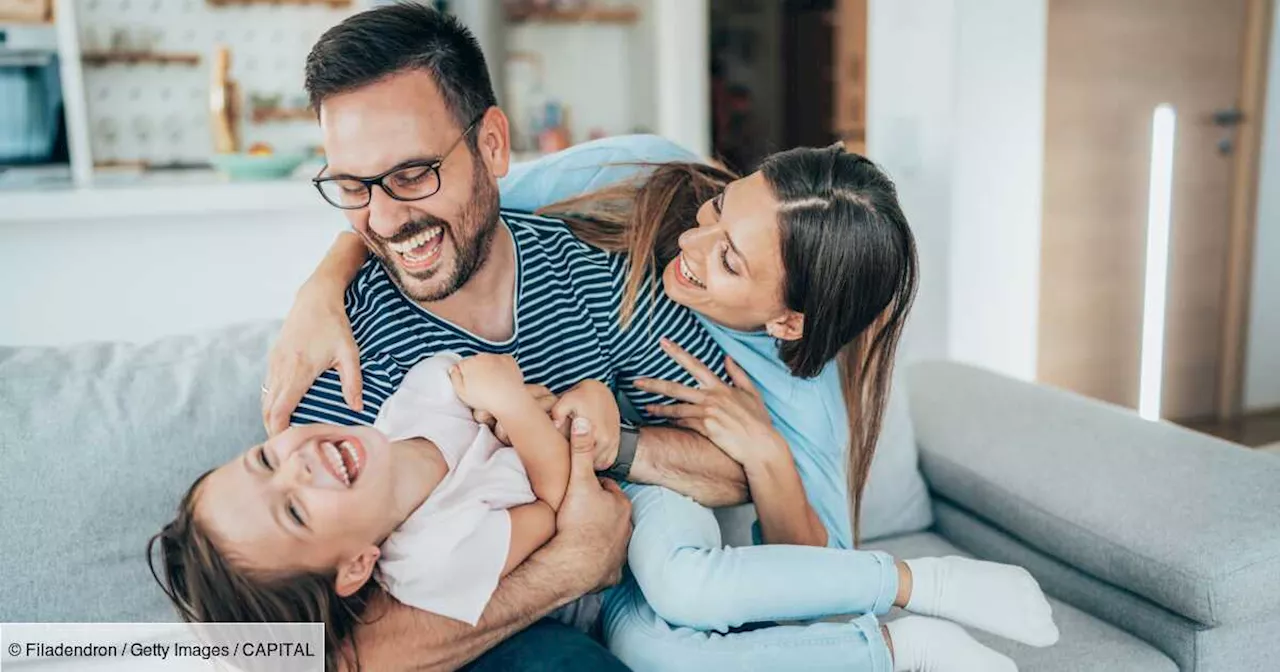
<box><xmin>148</xmin><ymin>352</ymin><xmax>587</xmax><ymax>671</ymax></box>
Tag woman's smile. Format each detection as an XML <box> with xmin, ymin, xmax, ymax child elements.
<box><xmin>675</xmin><ymin>254</ymin><xmax>707</xmax><ymax>290</ymax></box>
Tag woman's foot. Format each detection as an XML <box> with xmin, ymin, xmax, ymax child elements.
<box><xmin>886</xmin><ymin>616</ymin><xmax>1017</xmax><ymax>672</ymax></box>
<box><xmin>902</xmin><ymin>556</ymin><xmax>1059</xmax><ymax>646</ymax></box>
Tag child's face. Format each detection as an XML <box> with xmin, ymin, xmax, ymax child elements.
<box><xmin>196</xmin><ymin>424</ymin><xmax>396</xmax><ymax>574</ymax></box>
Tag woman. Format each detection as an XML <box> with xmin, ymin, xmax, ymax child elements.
<box><xmin>265</xmin><ymin>139</ymin><xmax>1057</xmax><ymax>671</ymax></box>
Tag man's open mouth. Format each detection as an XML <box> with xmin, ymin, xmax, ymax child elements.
<box><xmin>388</xmin><ymin>225</ymin><xmax>445</xmax><ymax>268</ymax></box>
<box><xmin>319</xmin><ymin>438</ymin><xmax>365</xmax><ymax>487</ymax></box>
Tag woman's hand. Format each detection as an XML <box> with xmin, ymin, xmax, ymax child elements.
<box><xmin>262</xmin><ymin>283</ymin><xmax>362</xmax><ymax>436</ymax></box>
<box><xmin>448</xmin><ymin>354</ymin><xmax>528</xmax><ymax>416</ymax></box>
<box><xmin>635</xmin><ymin>339</ymin><xmax>790</xmax><ymax>469</ymax></box>
<box><xmin>551</xmin><ymin>380</ymin><xmax>622</xmax><ymax>470</ymax></box>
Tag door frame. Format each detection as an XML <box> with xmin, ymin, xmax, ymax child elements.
<box><xmin>1218</xmin><ymin>0</ymin><xmax>1275</xmax><ymax>420</ymax></box>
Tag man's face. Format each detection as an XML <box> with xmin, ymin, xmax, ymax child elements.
<box><xmin>318</xmin><ymin>70</ymin><xmax>504</xmax><ymax>302</ymax></box>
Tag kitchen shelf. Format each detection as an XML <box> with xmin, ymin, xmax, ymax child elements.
<box><xmin>81</xmin><ymin>51</ymin><xmax>201</xmax><ymax>66</ymax></box>
<box><xmin>506</xmin><ymin>6</ymin><xmax>640</xmax><ymax>25</ymax></box>
<box><xmin>251</xmin><ymin>107</ymin><xmax>315</xmax><ymax>124</ymax></box>
<box><xmin>206</xmin><ymin>0</ymin><xmax>351</xmax><ymax>6</ymax></box>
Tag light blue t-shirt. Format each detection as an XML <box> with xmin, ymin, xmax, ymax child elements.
<box><xmin>694</xmin><ymin>317</ymin><xmax>853</xmax><ymax>549</ymax></box>
<box><xmin>499</xmin><ymin>135</ymin><xmax>853</xmax><ymax>549</ymax></box>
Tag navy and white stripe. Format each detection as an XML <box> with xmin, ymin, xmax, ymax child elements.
<box><xmin>292</xmin><ymin>211</ymin><xmax>726</xmax><ymax>427</ymax></box>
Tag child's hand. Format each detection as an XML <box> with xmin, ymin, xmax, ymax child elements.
<box><xmin>449</xmin><ymin>354</ymin><xmax>527</xmax><ymax>415</ymax></box>
<box><xmin>551</xmin><ymin>379</ymin><xmax>622</xmax><ymax>470</ymax></box>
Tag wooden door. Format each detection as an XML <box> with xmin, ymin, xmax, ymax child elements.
<box><xmin>832</xmin><ymin>0</ymin><xmax>867</xmax><ymax>154</ymax></box>
<box><xmin>1038</xmin><ymin>0</ymin><xmax>1259</xmax><ymax>420</ymax></box>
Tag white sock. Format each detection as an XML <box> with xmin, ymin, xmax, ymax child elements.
<box><xmin>886</xmin><ymin>616</ymin><xmax>1017</xmax><ymax>672</ymax></box>
<box><xmin>903</xmin><ymin>556</ymin><xmax>1059</xmax><ymax>647</ymax></box>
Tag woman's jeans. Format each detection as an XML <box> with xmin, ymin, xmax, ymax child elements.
<box><xmin>600</xmin><ymin>483</ymin><xmax>899</xmax><ymax>672</ymax></box>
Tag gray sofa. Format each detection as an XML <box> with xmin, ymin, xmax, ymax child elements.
<box><xmin>2</xmin><ymin>322</ymin><xmax>1277</xmax><ymax>671</ymax></box>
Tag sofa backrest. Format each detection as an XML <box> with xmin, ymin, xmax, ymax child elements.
<box><xmin>0</xmin><ymin>323</ymin><xmax>276</xmax><ymax>621</ymax></box>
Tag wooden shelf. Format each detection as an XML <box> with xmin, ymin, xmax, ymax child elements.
<box><xmin>82</xmin><ymin>51</ymin><xmax>201</xmax><ymax>66</ymax></box>
<box><xmin>506</xmin><ymin>6</ymin><xmax>640</xmax><ymax>25</ymax></box>
<box><xmin>251</xmin><ymin>107</ymin><xmax>314</xmax><ymax>124</ymax></box>
<box><xmin>207</xmin><ymin>0</ymin><xmax>350</xmax><ymax>6</ymax></box>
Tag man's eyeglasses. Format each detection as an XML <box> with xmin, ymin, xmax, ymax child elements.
<box><xmin>312</xmin><ymin>114</ymin><xmax>484</xmax><ymax>210</ymax></box>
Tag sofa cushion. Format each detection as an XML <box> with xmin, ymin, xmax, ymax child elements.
<box><xmin>933</xmin><ymin>497</ymin><xmax>1280</xmax><ymax>672</ymax></box>
<box><xmin>907</xmin><ymin>361</ymin><xmax>1280</xmax><ymax>627</ymax></box>
<box><xmin>858</xmin><ymin>375</ymin><xmax>933</xmax><ymax>541</ymax></box>
<box><xmin>0</xmin><ymin>322</ymin><xmax>276</xmax><ymax>621</ymax></box>
<box><xmin>868</xmin><ymin>532</ymin><xmax>1177</xmax><ymax>672</ymax></box>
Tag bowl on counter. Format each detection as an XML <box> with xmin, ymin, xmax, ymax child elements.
<box><xmin>209</xmin><ymin>152</ymin><xmax>307</xmax><ymax>181</ymax></box>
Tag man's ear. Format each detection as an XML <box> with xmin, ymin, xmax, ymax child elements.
<box><xmin>475</xmin><ymin>107</ymin><xmax>511</xmax><ymax>179</ymax></box>
<box><xmin>334</xmin><ymin>546</ymin><xmax>380</xmax><ymax>598</ymax></box>
<box><xmin>765</xmin><ymin>310</ymin><xmax>805</xmax><ymax>342</ymax></box>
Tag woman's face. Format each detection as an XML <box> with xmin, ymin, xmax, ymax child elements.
<box><xmin>661</xmin><ymin>171</ymin><xmax>793</xmax><ymax>332</ymax></box>
<box><xmin>195</xmin><ymin>424</ymin><xmax>397</xmax><ymax>574</ymax></box>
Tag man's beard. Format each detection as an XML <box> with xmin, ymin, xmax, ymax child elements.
<box><xmin>367</xmin><ymin>160</ymin><xmax>500</xmax><ymax>303</ymax></box>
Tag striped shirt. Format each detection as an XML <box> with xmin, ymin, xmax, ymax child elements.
<box><xmin>292</xmin><ymin>211</ymin><xmax>726</xmax><ymax>427</ymax></box>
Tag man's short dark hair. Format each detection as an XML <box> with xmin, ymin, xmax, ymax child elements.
<box><xmin>304</xmin><ymin>3</ymin><xmax>496</xmax><ymax>142</ymax></box>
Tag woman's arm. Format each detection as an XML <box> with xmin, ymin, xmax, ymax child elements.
<box><xmin>262</xmin><ymin>231</ymin><xmax>369</xmax><ymax>434</ymax></box>
<box><xmin>307</xmin><ymin>230</ymin><xmax>368</xmax><ymax>294</ymax></box>
<box><xmin>638</xmin><ymin>342</ymin><xmax>828</xmax><ymax>547</ymax></box>
<box><xmin>742</xmin><ymin>446</ymin><xmax>829</xmax><ymax>547</ymax></box>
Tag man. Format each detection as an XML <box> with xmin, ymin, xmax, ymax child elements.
<box><xmin>268</xmin><ymin>5</ymin><xmax>750</xmax><ymax>670</ymax></box>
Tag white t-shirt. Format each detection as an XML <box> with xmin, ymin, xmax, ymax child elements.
<box><xmin>373</xmin><ymin>353</ymin><xmax>537</xmax><ymax>626</ymax></box>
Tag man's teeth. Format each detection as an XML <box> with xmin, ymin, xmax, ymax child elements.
<box><xmin>389</xmin><ymin>226</ymin><xmax>444</xmax><ymax>257</ymax></box>
<box><xmin>680</xmin><ymin>257</ymin><xmax>705</xmax><ymax>288</ymax></box>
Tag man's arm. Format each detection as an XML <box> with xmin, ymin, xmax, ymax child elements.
<box><xmin>629</xmin><ymin>425</ymin><xmax>749</xmax><ymax>507</ymax></box>
<box><xmin>348</xmin><ymin>546</ymin><xmax>582</xmax><ymax>672</ymax></box>
<box><xmin>348</xmin><ymin>421</ymin><xmax>632</xmax><ymax>672</ymax></box>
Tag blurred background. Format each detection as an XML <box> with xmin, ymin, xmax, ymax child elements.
<box><xmin>1</xmin><ymin>0</ymin><xmax>1277</xmax><ymax>446</ymax></box>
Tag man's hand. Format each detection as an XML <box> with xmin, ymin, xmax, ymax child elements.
<box><xmin>548</xmin><ymin>418</ymin><xmax>632</xmax><ymax>593</ymax></box>
<box><xmin>551</xmin><ymin>380</ymin><xmax>622</xmax><ymax>470</ymax></box>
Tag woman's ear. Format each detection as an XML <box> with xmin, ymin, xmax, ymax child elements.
<box><xmin>334</xmin><ymin>546</ymin><xmax>380</xmax><ymax>598</ymax></box>
<box><xmin>765</xmin><ymin>311</ymin><xmax>805</xmax><ymax>342</ymax></box>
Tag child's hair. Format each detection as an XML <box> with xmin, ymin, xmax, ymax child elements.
<box><xmin>147</xmin><ymin>470</ymin><xmax>378</xmax><ymax>672</ymax></box>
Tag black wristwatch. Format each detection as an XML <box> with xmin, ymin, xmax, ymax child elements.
<box><xmin>602</xmin><ymin>422</ymin><xmax>639</xmax><ymax>481</ymax></box>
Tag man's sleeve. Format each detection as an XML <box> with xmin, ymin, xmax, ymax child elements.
<box><xmin>604</xmin><ymin>256</ymin><xmax>728</xmax><ymax>424</ymax></box>
<box><xmin>499</xmin><ymin>135</ymin><xmax>701</xmax><ymax>213</ymax></box>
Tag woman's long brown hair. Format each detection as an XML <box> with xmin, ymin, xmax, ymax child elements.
<box><xmin>539</xmin><ymin>147</ymin><xmax>917</xmax><ymax>545</ymax></box>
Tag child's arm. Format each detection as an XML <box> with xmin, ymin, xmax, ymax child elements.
<box><xmin>449</xmin><ymin>354</ymin><xmax>571</xmax><ymax>511</ymax></box>
<box><xmin>500</xmin><ymin>502</ymin><xmax>556</xmax><ymax>576</ymax></box>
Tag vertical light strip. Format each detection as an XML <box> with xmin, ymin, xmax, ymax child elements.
<box><xmin>1139</xmin><ymin>104</ymin><xmax>1177</xmax><ymax>421</ymax></box>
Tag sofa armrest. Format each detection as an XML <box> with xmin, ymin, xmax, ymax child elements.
<box><xmin>905</xmin><ymin>361</ymin><xmax>1280</xmax><ymax>627</ymax></box>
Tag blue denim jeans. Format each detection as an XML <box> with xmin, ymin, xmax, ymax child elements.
<box><xmin>460</xmin><ymin>618</ymin><xmax>629</xmax><ymax>672</ymax></box>
<box><xmin>600</xmin><ymin>483</ymin><xmax>897</xmax><ymax>672</ymax></box>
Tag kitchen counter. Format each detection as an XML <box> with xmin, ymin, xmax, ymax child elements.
<box><xmin>1</xmin><ymin>173</ymin><xmax>333</xmax><ymax>224</ymax></box>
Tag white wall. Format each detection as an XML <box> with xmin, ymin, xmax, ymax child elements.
<box><xmin>653</xmin><ymin>0</ymin><xmax>710</xmax><ymax>157</ymax></box>
<box><xmin>946</xmin><ymin>0</ymin><xmax>1046</xmax><ymax>380</ymax></box>
<box><xmin>867</xmin><ymin>0</ymin><xmax>1046</xmax><ymax>380</ymax></box>
<box><xmin>0</xmin><ymin>205</ymin><xmax>345</xmax><ymax>346</ymax></box>
<box><xmin>1244</xmin><ymin>5</ymin><xmax>1280</xmax><ymax>411</ymax></box>
<box><xmin>866</xmin><ymin>0</ymin><xmax>956</xmax><ymax>364</ymax></box>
